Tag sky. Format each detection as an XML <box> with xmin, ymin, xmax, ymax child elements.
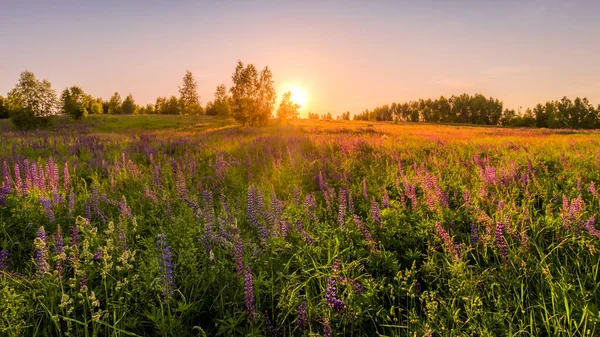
<box><xmin>1</xmin><ymin>0</ymin><xmax>600</xmax><ymax>117</ymax></box>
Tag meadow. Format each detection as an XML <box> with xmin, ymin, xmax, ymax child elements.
<box><xmin>0</xmin><ymin>115</ymin><xmax>599</xmax><ymax>336</ymax></box>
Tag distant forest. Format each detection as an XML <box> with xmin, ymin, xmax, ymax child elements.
<box><xmin>2</xmin><ymin>66</ymin><xmax>599</xmax><ymax>129</ymax></box>
<box><xmin>353</xmin><ymin>93</ymin><xmax>600</xmax><ymax>129</ymax></box>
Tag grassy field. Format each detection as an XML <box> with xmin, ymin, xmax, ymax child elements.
<box><xmin>0</xmin><ymin>115</ymin><xmax>599</xmax><ymax>336</ymax></box>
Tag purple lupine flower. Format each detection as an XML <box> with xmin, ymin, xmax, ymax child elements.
<box><xmin>371</xmin><ymin>199</ymin><xmax>381</xmax><ymax>226</ymax></box>
<box><xmin>577</xmin><ymin>177</ymin><xmax>582</xmax><ymax>191</ymax></box>
<box><xmin>362</xmin><ymin>178</ymin><xmax>369</xmax><ymax>199</ymax></box>
<box><xmin>323</xmin><ymin>317</ymin><xmax>333</xmax><ymax>337</ymax></box>
<box><xmin>297</xmin><ymin>303</ymin><xmax>308</xmax><ymax>331</ymax></box>
<box><xmin>527</xmin><ymin>158</ymin><xmax>534</xmax><ymax>177</ymax></box>
<box><xmin>234</xmin><ymin>237</ymin><xmax>244</xmax><ymax>278</ymax></box>
<box><xmin>332</xmin><ymin>260</ymin><xmax>340</xmax><ymax>276</ymax></box>
<box><xmin>470</xmin><ymin>223</ymin><xmax>479</xmax><ymax>246</ymax></box>
<box><xmin>40</xmin><ymin>197</ymin><xmax>55</xmax><ymax>223</ymax></box>
<box><xmin>495</xmin><ymin>222</ymin><xmax>509</xmax><ymax>264</ymax></box>
<box><xmin>435</xmin><ymin>222</ymin><xmax>461</xmax><ymax>261</ymax></box>
<box><xmin>463</xmin><ymin>189</ymin><xmax>471</xmax><ymax>208</ymax></box>
<box><xmin>414</xmin><ymin>280</ymin><xmax>422</xmax><ymax>293</ymax></box>
<box><xmin>347</xmin><ymin>190</ymin><xmax>354</xmax><ymax>214</ymax></box>
<box><xmin>38</xmin><ymin>164</ymin><xmax>47</xmax><ymax>192</ymax></box>
<box><xmin>247</xmin><ymin>186</ymin><xmax>256</xmax><ymax>220</ymax></box>
<box><xmin>340</xmin><ymin>277</ymin><xmax>364</xmax><ymax>294</ymax></box>
<box><xmin>69</xmin><ymin>225</ymin><xmax>79</xmax><ymax>248</ymax></box>
<box><xmin>47</xmin><ymin>157</ymin><xmax>59</xmax><ymax>190</ymax></box>
<box><xmin>337</xmin><ymin>190</ymin><xmax>346</xmax><ymax>229</ymax></box>
<box><xmin>144</xmin><ymin>186</ymin><xmax>158</xmax><ymax>204</ymax></box>
<box><xmin>256</xmin><ymin>189</ymin><xmax>264</xmax><ymax>214</ymax></box>
<box><xmin>14</xmin><ymin>163</ymin><xmax>22</xmax><ymax>195</ymax></box>
<box><xmin>583</xmin><ymin>216</ymin><xmax>600</xmax><ymax>239</ymax></box>
<box><xmin>31</xmin><ymin>162</ymin><xmax>39</xmax><ymax>190</ymax></box>
<box><xmin>63</xmin><ymin>162</ymin><xmax>70</xmax><ymax>193</ymax></box>
<box><xmin>263</xmin><ymin>312</ymin><xmax>279</xmax><ymax>337</ymax></box>
<box><xmin>156</xmin><ymin>234</ymin><xmax>175</xmax><ymax>298</ymax></box>
<box><xmin>85</xmin><ymin>202</ymin><xmax>91</xmax><ymax>221</ymax></box>
<box><xmin>382</xmin><ymin>185</ymin><xmax>390</xmax><ymax>208</ymax></box>
<box><xmin>68</xmin><ymin>191</ymin><xmax>75</xmax><ymax>218</ymax></box>
<box><xmin>562</xmin><ymin>195</ymin><xmax>584</xmax><ymax>229</ymax></box>
<box><xmin>0</xmin><ymin>250</ymin><xmax>8</xmax><ymax>272</ymax></box>
<box><xmin>296</xmin><ymin>219</ymin><xmax>313</xmax><ymax>245</ymax></box>
<box><xmin>325</xmin><ymin>277</ymin><xmax>344</xmax><ymax>313</ymax></box>
<box><xmin>119</xmin><ymin>196</ymin><xmax>132</xmax><ymax>219</ymax></box>
<box><xmin>244</xmin><ymin>266</ymin><xmax>257</xmax><ymax>323</ymax></box>
<box><xmin>353</xmin><ymin>215</ymin><xmax>376</xmax><ymax>252</ymax></box>
<box><xmin>280</xmin><ymin>220</ymin><xmax>290</xmax><ymax>237</ymax></box>
<box><xmin>54</xmin><ymin>227</ymin><xmax>64</xmax><ymax>274</ymax></box>
<box><xmin>52</xmin><ymin>188</ymin><xmax>61</xmax><ymax>207</ymax></box>
<box><xmin>176</xmin><ymin>170</ymin><xmax>187</xmax><ymax>199</ymax></box>
<box><xmin>153</xmin><ymin>165</ymin><xmax>162</xmax><ymax>188</ymax></box>
<box><xmin>34</xmin><ymin>226</ymin><xmax>49</xmax><ymax>276</ymax></box>
<box><xmin>589</xmin><ymin>182</ymin><xmax>600</xmax><ymax>200</ymax></box>
<box><xmin>2</xmin><ymin>161</ymin><xmax>12</xmax><ymax>194</ymax></box>
<box><xmin>92</xmin><ymin>249</ymin><xmax>103</xmax><ymax>262</ymax></box>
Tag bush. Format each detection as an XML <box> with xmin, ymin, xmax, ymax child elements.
<box><xmin>10</xmin><ymin>108</ymin><xmax>53</xmax><ymax>130</ymax></box>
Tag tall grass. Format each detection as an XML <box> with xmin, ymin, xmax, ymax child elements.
<box><xmin>0</xmin><ymin>117</ymin><xmax>598</xmax><ymax>336</ymax></box>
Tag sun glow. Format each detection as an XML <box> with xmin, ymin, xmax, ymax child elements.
<box><xmin>288</xmin><ymin>87</ymin><xmax>307</xmax><ymax>109</ymax></box>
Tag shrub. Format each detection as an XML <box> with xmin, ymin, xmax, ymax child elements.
<box><xmin>10</xmin><ymin>108</ymin><xmax>53</xmax><ymax>130</ymax></box>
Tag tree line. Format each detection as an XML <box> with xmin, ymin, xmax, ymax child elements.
<box><xmin>1</xmin><ymin>61</ymin><xmax>303</xmax><ymax>129</ymax></box>
<box><xmin>3</xmin><ymin>64</ymin><xmax>600</xmax><ymax>129</ymax></box>
<box><xmin>354</xmin><ymin>93</ymin><xmax>600</xmax><ymax>129</ymax></box>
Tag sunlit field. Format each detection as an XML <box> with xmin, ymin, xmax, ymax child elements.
<box><xmin>1</xmin><ymin>115</ymin><xmax>599</xmax><ymax>336</ymax></box>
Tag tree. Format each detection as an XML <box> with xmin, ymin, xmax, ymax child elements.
<box><xmin>213</xmin><ymin>84</ymin><xmax>231</xmax><ymax>116</ymax></box>
<box><xmin>7</xmin><ymin>71</ymin><xmax>58</xmax><ymax>118</ymax></box>
<box><xmin>206</xmin><ymin>84</ymin><xmax>232</xmax><ymax>116</ymax></box>
<box><xmin>139</xmin><ymin>103</ymin><xmax>155</xmax><ymax>115</ymax></box>
<box><xmin>437</xmin><ymin>96</ymin><xmax>453</xmax><ymax>122</ymax></box>
<box><xmin>122</xmin><ymin>94</ymin><xmax>138</xmax><ymax>115</ymax></box>
<box><xmin>276</xmin><ymin>91</ymin><xmax>300</xmax><ymax>121</ymax></box>
<box><xmin>254</xmin><ymin>67</ymin><xmax>276</xmax><ymax>125</ymax></box>
<box><xmin>229</xmin><ymin>61</ymin><xmax>276</xmax><ymax>126</ymax></box>
<box><xmin>0</xmin><ymin>96</ymin><xmax>8</xmax><ymax>119</ymax></box>
<box><xmin>162</xmin><ymin>96</ymin><xmax>182</xmax><ymax>115</ymax></box>
<box><xmin>179</xmin><ymin>70</ymin><xmax>201</xmax><ymax>115</ymax></box>
<box><xmin>89</xmin><ymin>98</ymin><xmax>103</xmax><ymax>115</ymax></box>
<box><xmin>107</xmin><ymin>92</ymin><xmax>122</xmax><ymax>114</ymax></box>
<box><xmin>61</xmin><ymin>86</ymin><xmax>88</xmax><ymax>119</ymax></box>
<box><xmin>6</xmin><ymin>71</ymin><xmax>58</xmax><ymax>129</ymax></box>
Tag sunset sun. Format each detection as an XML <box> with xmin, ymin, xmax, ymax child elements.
<box><xmin>288</xmin><ymin>87</ymin><xmax>307</xmax><ymax>108</ymax></box>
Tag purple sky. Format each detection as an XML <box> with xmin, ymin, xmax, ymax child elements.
<box><xmin>1</xmin><ymin>0</ymin><xmax>599</xmax><ymax>116</ymax></box>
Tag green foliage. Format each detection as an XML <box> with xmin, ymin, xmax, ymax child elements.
<box><xmin>61</xmin><ymin>86</ymin><xmax>89</xmax><ymax>119</ymax></box>
<box><xmin>276</xmin><ymin>91</ymin><xmax>300</xmax><ymax>121</ymax></box>
<box><xmin>206</xmin><ymin>84</ymin><xmax>232</xmax><ymax>116</ymax></box>
<box><xmin>6</xmin><ymin>71</ymin><xmax>58</xmax><ymax>128</ymax></box>
<box><xmin>229</xmin><ymin>61</ymin><xmax>276</xmax><ymax>126</ymax></box>
<box><xmin>89</xmin><ymin>99</ymin><xmax>103</xmax><ymax>115</ymax></box>
<box><xmin>0</xmin><ymin>96</ymin><xmax>8</xmax><ymax>119</ymax></box>
<box><xmin>107</xmin><ymin>92</ymin><xmax>123</xmax><ymax>114</ymax></box>
<box><xmin>9</xmin><ymin>106</ymin><xmax>54</xmax><ymax>129</ymax></box>
<box><xmin>155</xmin><ymin>96</ymin><xmax>183</xmax><ymax>115</ymax></box>
<box><xmin>122</xmin><ymin>93</ymin><xmax>138</xmax><ymax>115</ymax></box>
<box><xmin>179</xmin><ymin>70</ymin><xmax>202</xmax><ymax>115</ymax></box>
<box><xmin>357</xmin><ymin>93</ymin><xmax>600</xmax><ymax>129</ymax></box>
